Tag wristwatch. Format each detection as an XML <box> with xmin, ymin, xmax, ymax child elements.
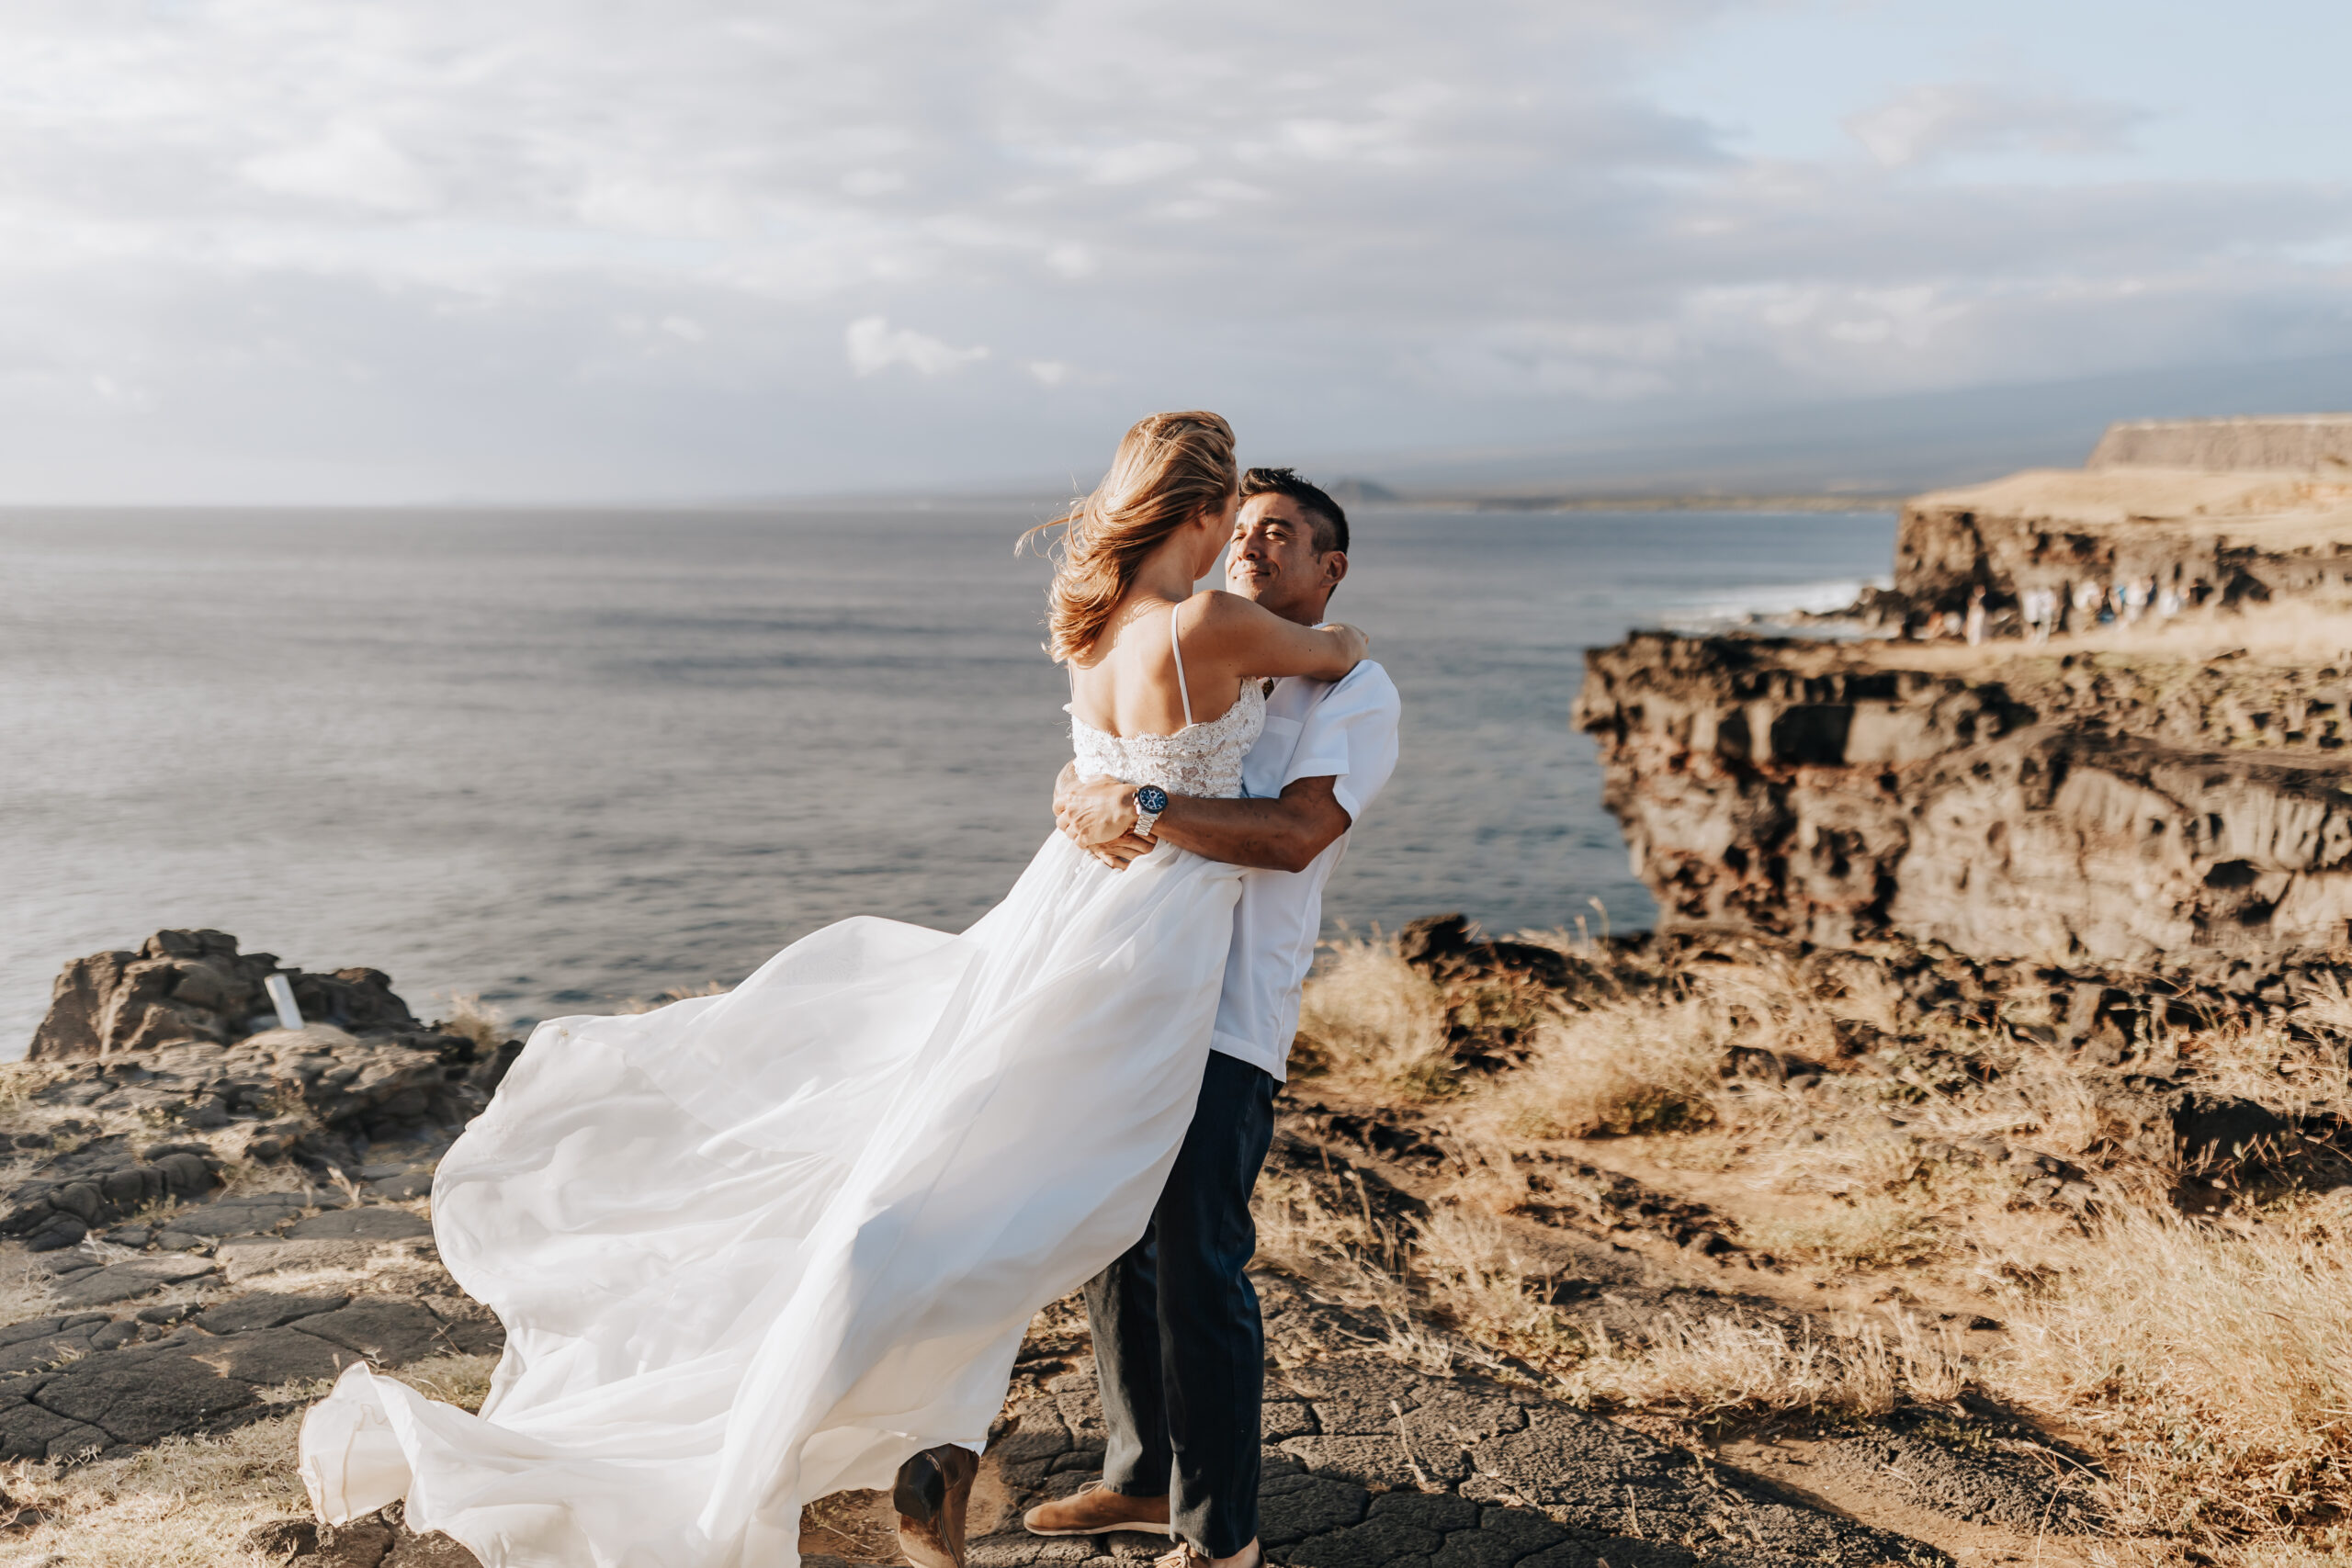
<box><xmin>1132</xmin><ymin>784</ymin><xmax>1169</xmax><ymax>839</ymax></box>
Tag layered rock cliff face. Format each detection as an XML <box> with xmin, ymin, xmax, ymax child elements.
<box><xmin>1579</xmin><ymin>414</ymin><xmax>2352</xmax><ymax>988</ymax></box>
<box><xmin>1892</xmin><ymin>414</ymin><xmax>2352</xmax><ymax>615</ymax></box>
<box><xmin>1575</xmin><ymin>633</ymin><xmax>2352</xmax><ymax>994</ymax></box>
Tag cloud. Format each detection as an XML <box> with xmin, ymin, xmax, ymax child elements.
<box><xmin>241</xmin><ymin>121</ymin><xmax>438</xmax><ymax>212</ymax></box>
<box><xmin>1845</xmin><ymin>83</ymin><xmax>2147</xmax><ymax>169</ymax></box>
<box><xmin>1081</xmin><ymin>141</ymin><xmax>1199</xmax><ymax>185</ymax></box>
<box><xmin>845</xmin><ymin>316</ymin><xmax>988</xmax><ymax>377</ymax></box>
<box><xmin>0</xmin><ymin>2</ymin><xmax>2335</xmax><ymax>500</ymax></box>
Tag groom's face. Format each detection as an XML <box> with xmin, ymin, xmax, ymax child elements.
<box><xmin>1226</xmin><ymin>495</ymin><xmax>1347</xmax><ymax>626</ymax></box>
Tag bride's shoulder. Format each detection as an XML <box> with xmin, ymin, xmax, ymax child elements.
<box><xmin>1177</xmin><ymin>589</ymin><xmax>1273</xmax><ymax>650</ymax></box>
<box><xmin>1179</xmin><ymin>588</ymin><xmax>1262</xmax><ymax>629</ymax></box>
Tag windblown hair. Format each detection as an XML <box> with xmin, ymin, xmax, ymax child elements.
<box><xmin>1023</xmin><ymin>411</ymin><xmax>1238</xmax><ymax>662</ymax></box>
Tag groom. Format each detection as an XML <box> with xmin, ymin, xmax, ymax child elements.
<box><xmin>1027</xmin><ymin>468</ymin><xmax>1399</xmax><ymax>1568</ymax></box>
<box><xmin>896</xmin><ymin>467</ymin><xmax>1397</xmax><ymax>1568</ymax></box>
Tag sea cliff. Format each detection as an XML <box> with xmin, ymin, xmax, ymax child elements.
<box><xmin>1579</xmin><ymin>415</ymin><xmax>2352</xmax><ymax>1001</ymax></box>
<box><xmin>1888</xmin><ymin>413</ymin><xmax>2352</xmax><ymax>619</ymax></box>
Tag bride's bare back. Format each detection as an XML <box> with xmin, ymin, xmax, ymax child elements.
<box><xmin>1068</xmin><ymin>589</ymin><xmax>1367</xmax><ymax>739</ymax></box>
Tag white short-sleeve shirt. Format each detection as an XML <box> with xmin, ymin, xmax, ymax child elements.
<box><xmin>1208</xmin><ymin>660</ymin><xmax>1402</xmax><ymax>1080</ymax></box>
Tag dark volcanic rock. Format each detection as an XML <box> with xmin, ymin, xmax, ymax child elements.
<box><xmin>183</xmin><ymin>1325</ymin><xmax>356</xmax><ymax>1384</ymax></box>
<box><xmin>23</xmin><ymin>931</ymin><xmax>518</xmax><ymax>1152</ymax></box>
<box><xmin>1397</xmin><ymin>916</ymin><xmax>1601</xmax><ymax>994</ymax></box>
<box><xmin>2173</xmin><ymin>1092</ymin><xmax>2294</xmax><ymax>1162</ymax></box>
<box><xmin>291</xmin><ymin>1208</ymin><xmax>435</xmax><ymax>1241</ymax></box>
<box><xmin>0</xmin><ymin>1285</ymin><xmax>492</xmax><ymax>1463</ymax></box>
<box><xmin>195</xmin><ymin>1291</ymin><xmax>351</xmax><ymax>1335</ymax></box>
<box><xmin>30</xmin><ymin>1347</ymin><xmax>257</xmax><ymax>1444</ymax></box>
<box><xmin>0</xmin><ymin>1136</ymin><xmax>223</xmax><ymax>1250</ymax></box>
<box><xmin>1574</xmin><ymin>631</ymin><xmax>2352</xmax><ymax>987</ymax></box>
<box><xmin>297</xmin><ymin>1300</ymin><xmax>464</xmax><ymax>1364</ymax></box>
<box><xmin>0</xmin><ymin>1383</ymin><xmax>111</xmax><ymax>1461</ymax></box>
<box><xmin>48</xmin><ymin>1255</ymin><xmax>217</xmax><ymax>1308</ymax></box>
<box><xmin>29</xmin><ymin>929</ymin><xmax>420</xmax><ymax>1061</ymax></box>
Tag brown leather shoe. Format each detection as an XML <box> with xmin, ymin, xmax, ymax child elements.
<box><xmin>1022</xmin><ymin>1480</ymin><xmax>1172</xmax><ymax>1537</ymax></box>
<box><xmin>895</xmin><ymin>1444</ymin><xmax>980</xmax><ymax>1568</ymax></box>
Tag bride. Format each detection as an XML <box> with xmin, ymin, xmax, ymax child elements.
<box><xmin>297</xmin><ymin>411</ymin><xmax>1369</xmax><ymax>1568</ymax></box>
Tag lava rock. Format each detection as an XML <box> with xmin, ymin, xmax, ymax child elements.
<box><xmin>2173</xmin><ymin>1092</ymin><xmax>2292</xmax><ymax>1162</ymax></box>
<box><xmin>50</xmin><ymin>1255</ymin><xmax>218</xmax><ymax>1309</ymax></box>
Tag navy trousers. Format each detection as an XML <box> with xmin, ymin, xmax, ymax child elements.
<box><xmin>1084</xmin><ymin>1050</ymin><xmax>1276</xmax><ymax>1560</ymax></box>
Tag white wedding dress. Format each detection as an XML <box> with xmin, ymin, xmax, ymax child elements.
<box><xmin>299</xmin><ymin>615</ymin><xmax>1267</xmax><ymax>1568</ymax></box>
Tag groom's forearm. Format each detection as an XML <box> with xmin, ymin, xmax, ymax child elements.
<box><xmin>1151</xmin><ymin>777</ymin><xmax>1351</xmax><ymax>874</ymax></box>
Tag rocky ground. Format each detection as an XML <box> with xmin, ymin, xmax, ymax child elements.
<box><xmin>0</xmin><ymin>928</ymin><xmax>2112</xmax><ymax>1568</ymax></box>
<box><xmin>11</xmin><ymin>914</ymin><xmax>2324</xmax><ymax>1568</ymax></box>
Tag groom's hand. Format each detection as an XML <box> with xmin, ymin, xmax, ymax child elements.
<box><xmin>1088</xmin><ymin>831</ymin><xmax>1157</xmax><ymax>871</ymax></box>
<box><xmin>1055</xmin><ymin>770</ymin><xmax>1141</xmax><ymax>848</ymax></box>
<box><xmin>1055</xmin><ymin>764</ymin><xmax>1159</xmax><ymax>871</ymax></box>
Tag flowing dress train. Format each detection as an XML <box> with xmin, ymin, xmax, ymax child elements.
<box><xmin>298</xmin><ymin>632</ymin><xmax>1270</xmax><ymax>1568</ymax></box>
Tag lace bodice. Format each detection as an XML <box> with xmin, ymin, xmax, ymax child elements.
<box><xmin>1069</xmin><ymin>680</ymin><xmax>1265</xmax><ymax>799</ymax></box>
<box><xmin>1067</xmin><ymin>604</ymin><xmax>1266</xmax><ymax>799</ymax></box>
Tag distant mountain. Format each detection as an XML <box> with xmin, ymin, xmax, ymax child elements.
<box><xmin>1328</xmin><ymin>351</ymin><xmax>2352</xmax><ymax>501</ymax></box>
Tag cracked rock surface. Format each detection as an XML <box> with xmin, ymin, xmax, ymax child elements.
<box><xmin>0</xmin><ymin>1244</ymin><xmax>502</xmax><ymax>1461</ymax></box>
<box><xmin>7</xmin><ymin>934</ymin><xmax>1977</xmax><ymax>1567</ymax></box>
<box><xmin>930</xmin><ymin>1279</ymin><xmax>1939</xmax><ymax>1568</ymax></box>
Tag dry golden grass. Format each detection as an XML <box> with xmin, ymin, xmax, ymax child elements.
<box><xmin>0</xmin><ymin>1253</ymin><xmax>61</xmax><ymax>1329</ymax></box>
<box><xmin>222</xmin><ymin>1238</ymin><xmax>453</xmax><ymax>1302</ymax></box>
<box><xmin>1286</xmin><ymin>927</ymin><xmax>2352</xmax><ymax>1558</ymax></box>
<box><xmin>1456</xmin><ymin>997</ymin><xmax>1723</xmax><ymax>1140</ymax></box>
<box><xmin>1253</xmin><ymin>1160</ymin><xmax>1975</xmax><ymax>1418</ymax></box>
<box><xmin>1253</xmin><ymin>1168</ymin><xmax>1409</xmax><ymax>1304</ymax></box>
<box><xmin>1737</xmin><ymin>1204</ymin><xmax>1949</xmax><ymax>1272</ymax></box>
<box><xmin>430</xmin><ymin>992</ymin><xmax>510</xmax><ymax>1054</ymax></box>
<box><xmin>1408</xmin><ymin>1205</ymin><xmax>1583</xmax><ymax>1368</ymax></box>
<box><xmin>1563</xmin><ymin>1306</ymin><xmax>1970</xmax><ymax>1418</ymax></box>
<box><xmin>0</xmin><ymin>1063</ymin><xmax>74</xmax><ymax>1117</ymax></box>
<box><xmin>1293</xmin><ymin>938</ymin><xmax>1453</xmax><ymax>1101</ymax></box>
<box><xmin>1992</xmin><ymin>1194</ymin><xmax>2352</xmax><ymax>1546</ymax></box>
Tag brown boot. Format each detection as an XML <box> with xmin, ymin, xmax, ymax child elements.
<box><xmin>1022</xmin><ymin>1480</ymin><xmax>1171</xmax><ymax>1538</ymax></box>
<box><xmin>895</xmin><ymin>1444</ymin><xmax>979</xmax><ymax>1568</ymax></box>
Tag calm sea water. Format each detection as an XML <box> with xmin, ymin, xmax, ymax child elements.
<box><xmin>0</xmin><ymin>506</ymin><xmax>1893</xmax><ymax>1053</ymax></box>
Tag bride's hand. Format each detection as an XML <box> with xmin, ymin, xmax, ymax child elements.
<box><xmin>1317</xmin><ymin>622</ymin><xmax>1370</xmax><ymax>666</ymax></box>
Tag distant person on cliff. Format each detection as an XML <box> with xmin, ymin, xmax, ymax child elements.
<box><xmin>1023</xmin><ymin>468</ymin><xmax>1401</xmax><ymax>1568</ymax></box>
<box><xmin>296</xmin><ymin>414</ymin><xmax>1375</xmax><ymax>1568</ymax></box>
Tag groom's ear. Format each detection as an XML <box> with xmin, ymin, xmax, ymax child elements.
<box><xmin>1322</xmin><ymin>549</ymin><xmax>1349</xmax><ymax>591</ymax></box>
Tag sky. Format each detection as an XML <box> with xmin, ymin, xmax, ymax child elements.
<box><xmin>1</xmin><ymin>0</ymin><xmax>2346</xmax><ymax>502</ymax></box>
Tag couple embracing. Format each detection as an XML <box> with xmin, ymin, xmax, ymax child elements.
<box><xmin>299</xmin><ymin>412</ymin><xmax>1403</xmax><ymax>1568</ymax></box>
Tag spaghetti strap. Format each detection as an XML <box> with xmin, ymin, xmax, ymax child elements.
<box><xmin>1169</xmin><ymin>604</ymin><xmax>1193</xmax><ymax>728</ymax></box>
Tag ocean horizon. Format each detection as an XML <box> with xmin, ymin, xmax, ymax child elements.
<box><xmin>0</xmin><ymin>504</ymin><xmax>1894</xmax><ymax>1055</ymax></box>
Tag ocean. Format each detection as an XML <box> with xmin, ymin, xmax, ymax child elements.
<box><xmin>0</xmin><ymin>505</ymin><xmax>1893</xmax><ymax>1052</ymax></box>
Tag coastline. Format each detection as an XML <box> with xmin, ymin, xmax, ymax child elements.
<box><xmin>17</xmin><ymin>422</ymin><xmax>2352</xmax><ymax>1563</ymax></box>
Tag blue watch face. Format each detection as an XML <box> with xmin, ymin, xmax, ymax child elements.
<box><xmin>1135</xmin><ymin>785</ymin><xmax>1170</xmax><ymax>815</ymax></box>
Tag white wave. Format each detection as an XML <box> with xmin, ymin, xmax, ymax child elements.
<box><xmin>1661</xmin><ymin>574</ymin><xmax>1891</xmax><ymax>631</ymax></box>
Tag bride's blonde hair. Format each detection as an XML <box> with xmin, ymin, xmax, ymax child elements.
<box><xmin>1023</xmin><ymin>411</ymin><xmax>1237</xmax><ymax>662</ymax></box>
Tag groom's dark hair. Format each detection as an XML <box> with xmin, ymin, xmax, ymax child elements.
<box><xmin>1240</xmin><ymin>468</ymin><xmax>1349</xmax><ymax>555</ymax></box>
